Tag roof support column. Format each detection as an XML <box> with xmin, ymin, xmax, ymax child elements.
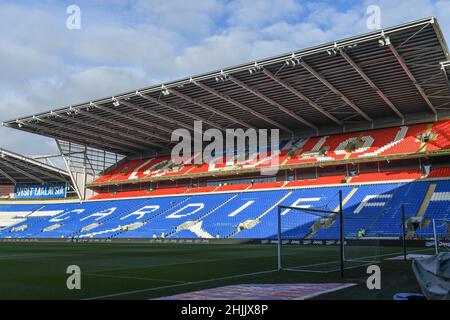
<box><xmin>56</xmin><ymin>140</ymin><xmax>83</xmax><ymax>200</ymax></box>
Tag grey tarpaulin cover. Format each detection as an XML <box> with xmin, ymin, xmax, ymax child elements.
<box><xmin>412</xmin><ymin>252</ymin><xmax>450</xmax><ymax>300</ymax></box>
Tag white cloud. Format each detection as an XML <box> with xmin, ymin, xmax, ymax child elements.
<box><xmin>363</xmin><ymin>0</ymin><xmax>435</xmax><ymax>27</ymax></box>
<box><xmin>0</xmin><ymin>3</ymin><xmax>69</xmax><ymax>54</ymax></box>
<box><xmin>227</xmin><ymin>0</ymin><xmax>303</xmax><ymax>28</ymax></box>
<box><xmin>32</xmin><ymin>66</ymin><xmax>150</xmax><ymax>106</ymax></box>
<box><xmin>135</xmin><ymin>0</ymin><xmax>226</xmax><ymax>38</ymax></box>
<box><xmin>174</xmin><ymin>29</ymin><xmax>261</xmax><ymax>74</ymax></box>
<box><xmin>1</xmin><ymin>0</ymin><xmax>449</xmax><ymax>159</ymax></box>
<box><xmin>0</xmin><ymin>43</ymin><xmax>63</xmax><ymax>88</ymax></box>
<box><xmin>73</xmin><ymin>24</ymin><xmax>178</xmax><ymax>76</ymax></box>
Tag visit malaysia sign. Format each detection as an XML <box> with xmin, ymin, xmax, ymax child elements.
<box><xmin>14</xmin><ymin>184</ymin><xmax>67</xmax><ymax>199</ymax></box>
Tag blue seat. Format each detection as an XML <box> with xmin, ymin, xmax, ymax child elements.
<box><xmin>1</xmin><ymin>180</ymin><xmax>450</xmax><ymax>240</ymax></box>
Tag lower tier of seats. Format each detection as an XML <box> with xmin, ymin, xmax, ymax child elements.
<box><xmin>90</xmin><ymin>166</ymin><xmax>450</xmax><ymax>200</ymax></box>
<box><xmin>1</xmin><ymin>179</ymin><xmax>450</xmax><ymax>240</ymax></box>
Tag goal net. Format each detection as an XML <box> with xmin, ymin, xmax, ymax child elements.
<box><xmin>433</xmin><ymin>219</ymin><xmax>450</xmax><ymax>253</ymax></box>
<box><xmin>277</xmin><ymin>190</ymin><xmax>383</xmax><ymax>274</ymax></box>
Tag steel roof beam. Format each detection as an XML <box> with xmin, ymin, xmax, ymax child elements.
<box><xmin>116</xmin><ymin>99</ymin><xmax>194</xmax><ymax>132</ymax></box>
<box><xmin>17</xmin><ymin>121</ymin><xmax>137</xmax><ymax>154</ymax></box>
<box><xmin>35</xmin><ymin>116</ymin><xmax>146</xmax><ymax>152</ymax></box>
<box><xmin>0</xmin><ymin>158</ymin><xmax>45</xmax><ymax>184</ymax></box>
<box><xmin>442</xmin><ymin>61</ymin><xmax>450</xmax><ymax>92</ymax></box>
<box><xmin>102</xmin><ymin>103</ymin><xmax>174</xmax><ymax>136</ymax></box>
<box><xmin>339</xmin><ymin>49</ymin><xmax>404</xmax><ymax>120</ymax></box>
<box><xmin>0</xmin><ymin>167</ymin><xmax>16</xmax><ymax>184</ymax></box>
<box><xmin>4</xmin><ymin>157</ymin><xmax>67</xmax><ymax>182</ymax></box>
<box><xmin>78</xmin><ymin>107</ymin><xmax>166</xmax><ymax>149</ymax></box>
<box><xmin>0</xmin><ymin>148</ymin><xmax>70</xmax><ymax>176</ymax></box>
<box><xmin>192</xmin><ymin>79</ymin><xmax>294</xmax><ymax>134</ymax></box>
<box><xmin>227</xmin><ymin>75</ymin><xmax>318</xmax><ymax>131</ymax></box>
<box><xmin>168</xmin><ymin>88</ymin><xmax>253</xmax><ymax>129</ymax></box>
<box><xmin>1</xmin><ymin>18</ymin><xmax>442</xmax><ymax>133</ymax></box>
<box><xmin>55</xmin><ymin>113</ymin><xmax>157</xmax><ymax>150</ymax></box>
<box><xmin>299</xmin><ymin>61</ymin><xmax>373</xmax><ymax>123</ymax></box>
<box><xmin>92</xmin><ymin>103</ymin><xmax>172</xmax><ymax>140</ymax></box>
<box><xmin>55</xmin><ymin>139</ymin><xmax>82</xmax><ymax>199</ymax></box>
<box><xmin>136</xmin><ymin>92</ymin><xmax>225</xmax><ymax>130</ymax></box>
<box><xmin>262</xmin><ymin>68</ymin><xmax>344</xmax><ymax>126</ymax></box>
<box><xmin>388</xmin><ymin>43</ymin><xmax>437</xmax><ymax>115</ymax></box>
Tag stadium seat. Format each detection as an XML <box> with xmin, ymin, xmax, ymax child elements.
<box><xmin>90</xmin><ymin>120</ymin><xmax>450</xmax><ymax>186</ymax></box>
<box><xmin>351</xmin><ymin>170</ymin><xmax>422</xmax><ymax>183</ymax></box>
<box><xmin>428</xmin><ymin>167</ymin><xmax>450</xmax><ymax>178</ymax></box>
<box><xmin>2</xmin><ymin>179</ymin><xmax>450</xmax><ymax>240</ymax></box>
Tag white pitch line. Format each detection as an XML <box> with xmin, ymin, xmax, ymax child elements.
<box><xmin>0</xmin><ymin>252</ymin><xmax>84</xmax><ymax>260</ymax></box>
<box><xmin>84</xmin><ymin>273</ymin><xmax>188</xmax><ymax>284</ymax></box>
<box><xmin>88</xmin><ymin>252</ymin><xmax>280</xmax><ymax>274</ymax></box>
<box><xmin>83</xmin><ymin>269</ymin><xmax>278</xmax><ymax>300</ymax></box>
<box><xmin>88</xmin><ymin>244</ymin><xmax>316</xmax><ymax>274</ymax></box>
<box><xmin>282</xmin><ymin>247</ymin><xmax>433</xmax><ymax>272</ymax></box>
<box><xmin>299</xmin><ymin>283</ymin><xmax>357</xmax><ymax>300</ymax></box>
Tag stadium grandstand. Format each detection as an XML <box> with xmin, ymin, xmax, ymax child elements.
<box><xmin>2</xmin><ymin>15</ymin><xmax>450</xmax><ymax>301</ymax></box>
<box><xmin>1</xmin><ymin>17</ymin><xmax>450</xmax><ymax>243</ymax></box>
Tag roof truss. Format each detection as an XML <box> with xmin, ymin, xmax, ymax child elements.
<box><xmin>0</xmin><ymin>167</ymin><xmax>16</xmax><ymax>184</ymax></box>
<box><xmin>192</xmin><ymin>79</ymin><xmax>294</xmax><ymax>134</ymax></box>
<box><xmin>387</xmin><ymin>42</ymin><xmax>437</xmax><ymax>116</ymax></box>
<box><xmin>0</xmin><ymin>158</ymin><xmax>45</xmax><ymax>184</ymax></box>
<box><xmin>136</xmin><ymin>91</ymin><xmax>225</xmax><ymax>130</ymax></box>
<box><xmin>338</xmin><ymin>49</ymin><xmax>405</xmax><ymax>120</ymax></box>
<box><xmin>298</xmin><ymin>59</ymin><xmax>373</xmax><ymax>123</ymax></box>
<box><xmin>168</xmin><ymin>88</ymin><xmax>253</xmax><ymax>129</ymax></box>
<box><xmin>3</xmin><ymin>17</ymin><xmax>449</xmax><ymax>155</ymax></box>
<box><xmin>0</xmin><ymin>148</ymin><xmax>70</xmax><ymax>186</ymax></box>
<box><xmin>262</xmin><ymin>68</ymin><xmax>344</xmax><ymax>126</ymax></box>
<box><xmin>227</xmin><ymin>74</ymin><xmax>318</xmax><ymax>132</ymax></box>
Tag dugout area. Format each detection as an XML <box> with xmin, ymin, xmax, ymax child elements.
<box><xmin>0</xmin><ymin>241</ymin><xmax>433</xmax><ymax>300</ymax></box>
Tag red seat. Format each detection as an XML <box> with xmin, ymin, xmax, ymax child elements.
<box><xmin>351</xmin><ymin>170</ymin><xmax>422</xmax><ymax>183</ymax></box>
<box><xmin>286</xmin><ymin>175</ymin><xmax>345</xmax><ymax>187</ymax></box>
<box><xmin>147</xmin><ymin>186</ymin><xmax>188</xmax><ymax>196</ymax></box>
<box><xmin>92</xmin><ymin>120</ymin><xmax>450</xmax><ymax>186</ymax></box>
<box><xmin>249</xmin><ymin>181</ymin><xmax>284</xmax><ymax>190</ymax></box>
<box><xmin>428</xmin><ymin>167</ymin><xmax>450</xmax><ymax>178</ymax></box>
<box><xmin>426</xmin><ymin>120</ymin><xmax>450</xmax><ymax>151</ymax></box>
<box><xmin>215</xmin><ymin>184</ymin><xmax>251</xmax><ymax>192</ymax></box>
<box><xmin>186</xmin><ymin>186</ymin><xmax>218</xmax><ymax>194</ymax></box>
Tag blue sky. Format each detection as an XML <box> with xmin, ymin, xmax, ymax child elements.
<box><xmin>1</xmin><ymin>0</ymin><xmax>450</xmax><ymax>156</ymax></box>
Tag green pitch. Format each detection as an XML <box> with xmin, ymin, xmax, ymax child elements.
<box><xmin>0</xmin><ymin>242</ymin><xmax>430</xmax><ymax>300</ymax></box>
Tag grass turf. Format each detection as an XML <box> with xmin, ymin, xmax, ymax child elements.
<box><xmin>0</xmin><ymin>242</ymin><xmax>430</xmax><ymax>300</ymax></box>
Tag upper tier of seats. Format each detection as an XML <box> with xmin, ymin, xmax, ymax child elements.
<box><xmin>90</xmin><ymin>165</ymin><xmax>450</xmax><ymax>200</ymax></box>
<box><xmin>93</xmin><ymin>120</ymin><xmax>450</xmax><ymax>185</ymax></box>
<box><xmin>2</xmin><ymin>179</ymin><xmax>450</xmax><ymax>240</ymax></box>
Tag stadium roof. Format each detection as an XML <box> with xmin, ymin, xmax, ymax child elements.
<box><xmin>442</xmin><ymin>60</ymin><xmax>450</xmax><ymax>90</ymax></box>
<box><xmin>0</xmin><ymin>148</ymin><xmax>70</xmax><ymax>185</ymax></box>
<box><xmin>3</xmin><ymin>17</ymin><xmax>450</xmax><ymax>156</ymax></box>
